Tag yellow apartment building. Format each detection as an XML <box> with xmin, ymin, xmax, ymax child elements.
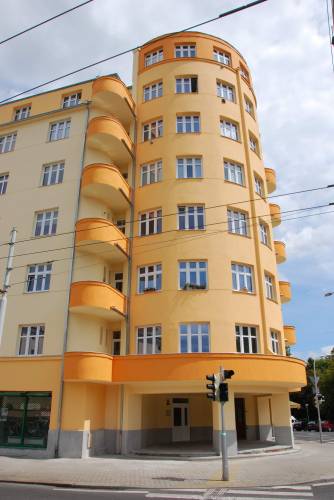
<box><xmin>0</xmin><ymin>32</ymin><xmax>306</xmax><ymax>458</ymax></box>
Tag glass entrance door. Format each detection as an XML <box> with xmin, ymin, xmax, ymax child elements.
<box><xmin>172</xmin><ymin>399</ymin><xmax>190</xmax><ymax>442</ymax></box>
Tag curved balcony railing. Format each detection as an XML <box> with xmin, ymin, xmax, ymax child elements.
<box><xmin>274</xmin><ymin>240</ymin><xmax>286</xmax><ymax>264</ymax></box>
<box><xmin>69</xmin><ymin>281</ymin><xmax>126</xmax><ymax>320</ymax></box>
<box><xmin>81</xmin><ymin>163</ymin><xmax>131</xmax><ymax>211</ymax></box>
<box><xmin>265</xmin><ymin>167</ymin><xmax>277</xmax><ymax>194</ymax></box>
<box><xmin>284</xmin><ymin>325</ymin><xmax>296</xmax><ymax>346</ymax></box>
<box><xmin>92</xmin><ymin>76</ymin><xmax>135</xmax><ymax>128</ymax></box>
<box><xmin>75</xmin><ymin>218</ymin><xmax>129</xmax><ymax>262</ymax></box>
<box><xmin>279</xmin><ymin>281</ymin><xmax>292</xmax><ymax>303</ymax></box>
<box><xmin>269</xmin><ymin>203</ymin><xmax>282</xmax><ymax>227</ymax></box>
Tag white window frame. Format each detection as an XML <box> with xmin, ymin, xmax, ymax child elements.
<box><xmin>114</xmin><ymin>272</ymin><xmax>123</xmax><ymax>293</ymax></box>
<box><xmin>240</xmin><ymin>64</ymin><xmax>249</xmax><ymax>80</ymax></box>
<box><xmin>26</xmin><ymin>263</ymin><xmax>52</xmax><ymax>293</ymax></box>
<box><xmin>236</xmin><ymin>325</ymin><xmax>258</xmax><ymax>353</ymax></box>
<box><xmin>48</xmin><ymin>120</ymin><xmax>70</xmax><ymax>141</ymax></box>
<box><xmin>0</xmin><ymin>132</ymin><xmax>17</xmax><ymax>154</ymax></box>
<box><xmin>254</xmin><ymin>174</ymin><xmax>264</xmax><ymax>196</ymax></box>
<box><xmin>260</xmin><ymin>222</ymin><xmax>269</xmax><ymax>246</ymax></box>
<box><xmin>139</xmin><ymin>209</ymin><xmax>162</xmax><ymax>236</ymax></box>
<box><xmin>62</xmin><ymin>92</ymin><xmax>81</xmax><ymax>108</ymax></box>
<box><xmin>142</xmin><ymin>119</ymin><xmax>163</xmax><ymax>141</ymax></box>
<box><xmin>177</xmin><ymin>157</ymin><xmax>202</xmax><ymax>179</ymax></box>
<box><xmin>137</xmin><ymin>325</ymin><xmax>162</xmax><ymax>354</ymax></box>
<box><xmin>175</xmin><ymin>77</ymin><xmax>198</xmax><ymax>94</ymax></box>
<box><xmin>180</xmin><ymin>323</ymin><xmax>210</xmax><ymax>353</ymax></box>
<box><xmin>217</xmin><ymin>81</ymin><xmax>235</xmax><ymax>102</ymax></box>
<box><xmin>112</xmin><ymin>331</ymin><xmax>121</xmax><ymax>355</ymax></box>
<box><xmin>245</xmin><ymin>96</ymin><xmax>254</xmax><ymax>116</ymax></box>
<box><xmin>138</xmin><ymin>264</ymin><xmax>162</xmax><ymax>293</ymax></box>
<box><xmin>42</xmin><ymin>162</ymin><xmax>64</xmax><ymax>186</ymax></box>
<box><xmin>141</xmin><ymin>160</ymin><xmax>162</xmax><ymax>186</ymax></box>
<box><xmin>265</xmin><ymin>273</ymin><xmax>275</xmax><ymax>300</ymax></box>
<box><xmin>0</xmin><ymin>173</ymin><xmax>9</xmax><ymax>195</ymax></box>
<box><xmin>14</xmin><ymin>106</ymin><xmax>31</xmax><ymax>121</ymax></box>
<box><xmin>145</xmin><ymin>49</ymin><xmax>163</xmax><ymax>67</ymax></box>
<box><xmin>250</xmin><ymin>135</ymin><xmax>259</xmax><ymax>154</ymax></box>
<box><xmin>18</xmin><ymin>325</ymin><xmax>44</xmax><ymax>356</ymax></box>
<box><xmin>232</xmin><ymin>263</ymin><xmax>254</xmax><ymax>293</ymax></box>
<box><xmin>143</xmin><ymin>81</ymin><xmax>163</xmax><ymax>102</ymax></box>
<box><xmin>179</xmin><ymin>261</ymin><xmax>207</xmax><ymax>290</ymax></box>
<box><xmin>116</xmin><ymin>219</ymin><xmax>126</xmax><ymax>234</ymax></box>
<box><xmin>213</xmin><ymin>49</ymin><xmax>231</xmax><ymax>66</ymax></box>
<box><xmin>220</xmin><ymin>120</ymin><xmax>239</xmax><ymax>141</ymax></box>
<box><xmin>34</xmin><ymin>209</ymin><xmax>58</xmax><ymax>237</ymax></box>
<box><xmin>175</xmin><ymin>45</ymin><xmax>196</xmax><ymax>58</ymax></box>
<box><xmin>176</xmin><ymin>115</ymin><xmax>200</xmax><ymax>133</ymax></box>
<box><xmin>227</xmin><ymin>209</ymin><xmax>248</xmax><ymax>236</ymax></box>
<box><xmin>178</xmin><ymin>205</ymin><xmax>205</xmax><ymax>230</ymax></box>
<box><xmin>224</xmin><ymin>161</ymin><xmax>244</xmax><ymax>186</ymax></box>
<box><xmin>270</xmin><ymin>330</ymin><xmax>280</xmax><ymax>354</ymax></box>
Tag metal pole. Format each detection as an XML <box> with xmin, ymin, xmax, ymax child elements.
<box><xmin>313</xmin><ymin>358</ymin><xmax>323</xmax><ymax>444</ymax></box>
<box><xmin>219</xmin><ymin>366</ymin><xmax>229</xmax><ymax>481</ymax></box>
<box><xmin>0</xmin><ymin>227</ymin><xmax>17</xmax><ymax>347</ymax></box>
<box><xmin>305</xmin><ymin>403</ymin><xmax>309</xmax><ymax>428</ymax></box>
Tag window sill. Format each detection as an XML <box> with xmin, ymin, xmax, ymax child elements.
<box><xmin>232</xmin><ymin>290</ymin><xmax>256</xmax><ymax>296</ymax></box>
<box><xmin>179</xmin><ymin>287</ymin><xmax>208</xmax><ymax>292</ymax></box>
<box><xmin>176</xmin><ymin>131</ymin><xmax>201</xmax><ymax>135</ymax></box>
<box><xmin>221</xmin><ymin>136</ymin><xmax>242</xmax><ymax>144</ymax></box>
<box><xmin>143</xmin><ymin>96</ymin><xmax>163</xmax><ymax>104</ymax></box>
<box><xmin>142</xmin><ymin>136</ymin><xmax>163</xmax><ymax>144</ymax></box>
<box><xmin>137</xmin><ymin>289</ymin><xmax>162</xmax><ymax>296</ymax></box>
<box><xmin>224</xmin><ymin>179</ymin><xmax>246</xmax><ymax>188</ymax></box>
<box><xmin>266</xmin><ymin>297</ymin><xmax>278</xmax><ymax>304</ymax></box>
<box><xmin>176</xmin><ymin>177</ymin><xmax>203</xmax><ymax>181</ymax></box>
<box><xmin>228</xmin><ymin>232</ymin><xmax>251</xmax><ymax>239</ymax></box>
<box><xmin>24</xmin><ymin>290</ymin><xmax>51</xmax><ymax>295</ymax></box>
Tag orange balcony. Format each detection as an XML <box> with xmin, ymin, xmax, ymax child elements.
<box><xmin>265</xmin><ymin>167</ymin><xmax>277</xmax><ymax>193</ymax></box>
<box><xmin>92</xmin><ymin>76</ymin><xmax>135</xmax><ymax>129</ymax></box>
<box><xmin>69</xmin><ymin>281</ymin><xmax>126</xmax><ymax>320</ymax></box>
<box><xmin>284</xmin><ymin>325</ymin><xmax>296</xmax><ymax>346</ymax></box>
<box><xmin>82</xmin><ymin>163</ymin><xmax>131</xmax><ymax>211</ymax></box>
<box><xmin>87</xmin><ymin>116</ymin><xmax>134</xmax><ymax>168</ymax></box>
<box><xmin>269</xmin><ymin>203</ymin><xmax>282</xmax><ymax>227</ymax></box>
<box><xmin>279</xmin><ymin>281</ymin><xmax>292</xmax><ymax>303</ymax></box>
<box><xmin>75</xmin><ymin>218</ymin><xmax>129</xmax><ymax>262</ymax></box>
<box><xmin>274</xmin><ymin>240</ymin><xmax>286</xmax><ymax>264</ymax></box>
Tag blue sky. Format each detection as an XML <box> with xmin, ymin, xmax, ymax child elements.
<box><xmin>1</xmin><ymin>0</ymin><xmax>333</xmax><ymax>359</ymax></box>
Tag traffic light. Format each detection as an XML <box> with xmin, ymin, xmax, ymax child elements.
<box><xmin>219</xmin><ymin>382</ymin><xmax>229</xmax><ymax>402</ymax></box>
<box><xmin>223</xmin><ymin>370</ymin><xmax>235</xmax><ymax>380</ymax></box>
<box><xmin>314</xmin><ymin>393</ymin><xmax>325</xmax><ymax>405</ymax></box>
<box><xmin>206</xmin><ymin>373</ymin><xmax>219</xmax><ymax>401</ymax></box>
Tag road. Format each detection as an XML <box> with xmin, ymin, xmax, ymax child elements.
<box><xmin>293</xmin><ymin>430</ymin><xmax>334</xmax><ymax>443</ymax></box>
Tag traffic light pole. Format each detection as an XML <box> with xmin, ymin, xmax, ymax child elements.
<box><xmin>313</xmin><ymin>358</ymin><xmax>323</xmax><ymax>444</ymax></box>
<box><xmin>220</xmin><ymin>366</ymin><xmax>229</xmax><ymax>481</ymax></box>
<box><xmin>0</xmin><ymin>228</ymin><xmax>17</xmax><ymax>348</ymax></box>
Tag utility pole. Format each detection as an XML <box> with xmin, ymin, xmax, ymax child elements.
<box><xmin>313</xmin><ymin>358</ymin><xmax>323</xmax><ymax>444</ymax></box>
<box><xmin>0</xmin><ymin>228</ymin><xmax>17</xmax><ymax>347</ymax></box>
<box><xmin>219</xmin><ymin>366</ymin><xmax>229</xmax><ymax>482</ymax></box>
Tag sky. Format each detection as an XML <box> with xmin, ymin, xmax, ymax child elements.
<box><xmin>1</xmin><ymin>0</ymin><xmax>333</xmax><ymax>360</ymax></box>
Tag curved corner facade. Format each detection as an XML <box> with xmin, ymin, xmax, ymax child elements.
<box><xmin>0</xmin><ymin>33</ymin><xmax>305</xmax><ymax>459</ymax></box>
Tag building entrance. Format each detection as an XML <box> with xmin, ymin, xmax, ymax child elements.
<box><xmin>172</xmin><ymin>398</ymin><xmax>190</xmax><ymax>442</ymax></box>
<box><xmin>235</xmin><ymin>397</ymin><xmax>246</xmax><ymax>440</ymax></box>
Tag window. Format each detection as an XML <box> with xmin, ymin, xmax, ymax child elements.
<box><xmin>14</xmin><ymin>106</ymin><xmax>31</xmax><ymax>121</ymax></box>
<box><xmin>116</xmin><ymin>219</ymin><xmax>126</xmax><ymax>234</ymax></box>
<box><xmin>143</xmin><ymin>81</ymin><xmax>163</xmax><ymax>101</ymax></box>
<box><xmin>62</xmin><ymin>92</ymin><xmax>81</xmax><ymax>108</ymax></box>
<box><xmin>254</xmin><ymin>174</ymin><xmax>264</xmax><ymax>197</ymax></box>
<box><xmin>137</xmin><ymin>325</ymin><xmax>161</xmax><ymax>354</ymax></box>
<box><xmin>176</xmin><ymin>115</ymin><xmax>200</xmax><ymax>133</ymax></box>
<box><xmin>112</xmin><ymin>331</ymin><xmax>121</xmax><ymax>355</ymax></box>
<box><xmin>217</xmin><ymin>81</ymin><xmax>235</xmax><ymax>102</ymax></box>
<box><xmin>42</xmin><ymin>162</ymin><xmax>64</xmax><ymax>186</ymax></box>
<box><xmin>114</xmin><ymin>272</ymin><xmax>123</xmax><ymax>293</ymax></box>
<box><xmin>175</xmin><ymin>77</ymin><xmax>198</xmax><ymax>93</ymax></box>
<box><xmin>26</xmin><ymin>263</ymin><xmax>52</xmax><ymax>293</ymax></box>
<box><xmin>271</xmin><ymin>330</ymin><xmax>280</xmax><ymax>354</ymax></box>
<box><xmin>0</xmin><ymin>173</ymin><xmax>9</xmax><ymax>195</ymax></box>
<box><xmin>48</xmin><ymin>120</ymin><xmax>70</xmax><ymax>141</ymax></box>
<box><xmin>236</xmin><ymin>325</ymin><xmax>258</xmax><ymax>353</ymax></box>
<box><xmin>224</xmin><ymin>161</ymin><xmax>244</xmax><ymax>186</ymax></box>
<box><xmin>220</xmin><ymin>120</ymin><xmax>239</xmax><ymax>140</ymax></box>
<box><xmin>18</xmin><ymin>325</ymin><xmax>44</xmax><ymax>356</ymax></box>
<box><xmin>180</xmin><ymin>323</ymin><xmax>209</xmax><ymax>353</ymax></box>
<box><xmin>138</xmin><ymin>263</ymin><xmax>162</xmax><ymax>293</ymax></box>
<box><xmin>249</xmin><ymin>134</ymin><xmax>259</xmax><ymax>154</ymax></box>
<box><xmin>34</xmin><ymin>209</ymin><xmax>58</xmax><ymax>237</ymax></box>
<box><xmin>259</xmin><ymin>222</ymin><xmax>269</xmax><ymax>246</ymax></box>
<box><xmin>232</xmin><ymin>263</ymin><xmax>253</xmax><ymax>293</ymax></box>
<box><xmin>227</xmin><ymin>209</ymin><xmax>248</xmax><ymax>236</ymax></box>
<box><xmin>179</xmin><ymin>261</ymin><xmax>207</xmax><ymax>290</ymax></box>
<box><xmin>141</xmin><ymin>160</ymin><xmax>162</xmax><ymax>186</ymax></box>
<box><xmin>139</xmin><ymin>209</ymin><xmax>162</xmax><ymax>236</ymax></box>
<box><xmin>213</xmin><ymin>49</ymin><xmax>231</xmax><ymax>66</ymax></box>
<box><xmin>175</xmin><ymin>45</ymin><xmax>196</xmax><ymax>58</ymax></box>
<box><xmin>240</xmin><ymin>64</ymin><xmax>249</xmax><ymax>80</ymax></box>
<box><xmin>0</xmin><ymin>132</ymin><xmax>17</xmax><ymax>154</ymax></box>
<box><xmin>245</xmin><ymin>96</ymin><xmax>254</xmax><ymax>116</ymax></box>
<box><xmin>143</xmin><ymin>119</ymin><xmax>163</xmax><ymax>141</ymax></box>
<box><xmin>265</xmin><ymin>273</ymin><xmax>276</xmax><ymax>300</ymax></box>
<box><xmin>177</xmin><ymin>157</ymin><xmax>202</xmax><ymax>179</ymax></box>
<box><xmin>145</xmin><ymin>49</ymin><xmax>163</xmax><ymax>67</ymax></box>
<box><xmin>178</xmin><ymin>205</ymin><xmax>205</xmax><ymax>230</ymax></box>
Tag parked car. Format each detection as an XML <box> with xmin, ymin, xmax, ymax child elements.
<box><xmin>307</xmin><ymin>421</ymin><xmax>317</xmax><ymax>431</ymax></box>
<box><xmin>318</xmin><ymin>420</ymin><xmax>334</xmax><ymax>432</ymax></box>
<box><xmin>293</xmin><ymin>420</ymin><xmax>307</xmax><ymax>431</ymax></box>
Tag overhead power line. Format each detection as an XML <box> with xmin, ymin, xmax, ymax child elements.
<box><xmin>0</xmin><ymin>0</ymin><xmax>95</xmax><ymax>46</ymax></box>
<box><xmin>0</xmin><ymin>0</ymin><xmax>269</xmax><ymax>104</ymax></box>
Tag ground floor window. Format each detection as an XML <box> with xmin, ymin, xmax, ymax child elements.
<box><xmin>0</xmin><ymin>392</ymin><xmax>51</xmax><ymax>448</ymax></box>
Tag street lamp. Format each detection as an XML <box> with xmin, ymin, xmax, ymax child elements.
<box><xmin>324</xmin><ymin>292</ymin><xmax>334</xmax><ymax>297</ymax></box>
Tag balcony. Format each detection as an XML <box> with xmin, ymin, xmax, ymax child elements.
<box><xmin>92</xmin><ymin>76</ymin><xmax>135</xmax><ymax>129</ymax></box>
<box><xmin>265</xmin><ymin>167</ymin><xmax>277</xmax><ymax>193</ymax></box>
<box><xmin>269</xmin><ymin>203</ymin><xmax>281</xmax><ymax>227</ymax></box>
<box><xmin>69</xmin><ymin>281</ymin><xmax>126</xmax><ymax>320</ymax></box>
<box><xmin>87</xmin><ymin>116</ymin><xmax>134</xmax><ymax>168</ymax></box>
<box><xmin>75</xmin><ymin>218</ymin><xmax>129</xmax><ymax>262</ymax></box>
<box><xmin>279</xmin><ymin>281</ymin><xmax>292</xmax><ymax>303</ymax></box>
<box><xmin>284</xmin><ymin>325</ymin><xmax>296</xmax><ymax>346</ymax></box>
<box><xmin>81</xmin><ymin>163</ymin><xmax>131</xmax><ymax>211</ymax></box>
<box><xmin>274</xmin><ymin>240</ymin><xmax>286</xmax><ymax>264</ymax></box>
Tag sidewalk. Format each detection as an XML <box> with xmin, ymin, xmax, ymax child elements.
<box><xmin>0</xmin><ymin>438</ymin><xmax>333</xmax><ymax>489</ymax></box>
